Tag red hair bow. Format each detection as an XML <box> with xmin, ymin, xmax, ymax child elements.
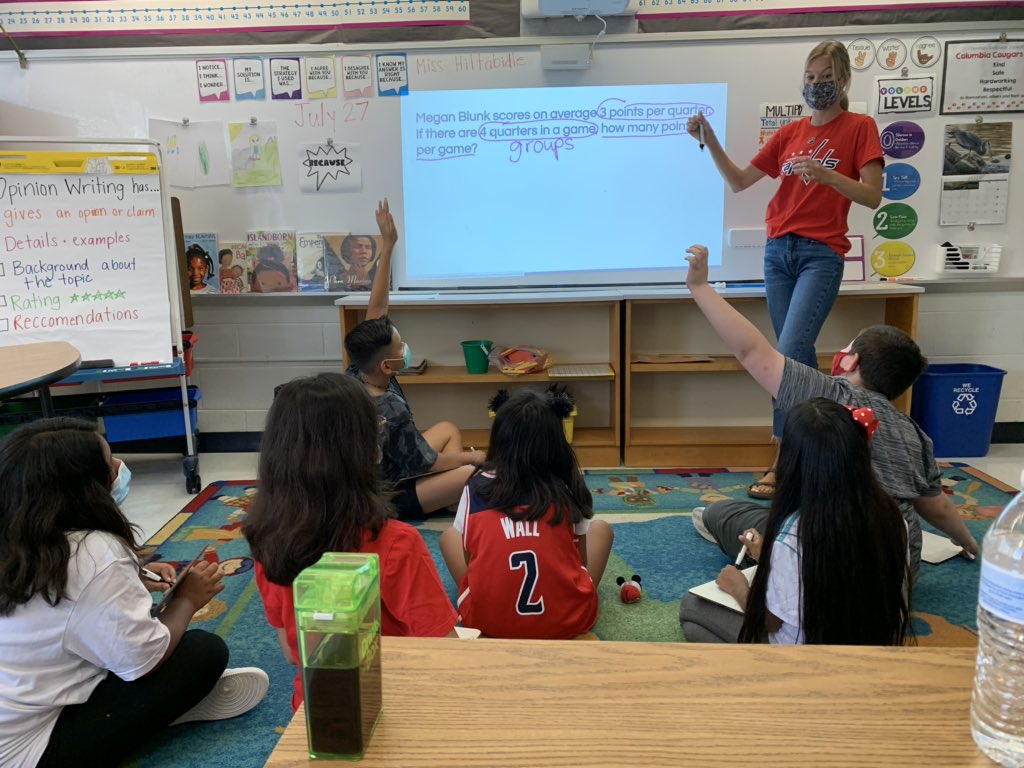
<box><xmin>844</xmin><ymin>405</ymin><xmax>879</xmax><ymax>441</ymax></box>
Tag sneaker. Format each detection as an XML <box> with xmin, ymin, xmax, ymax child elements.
<box><xmin>171</xmin><ymin>667</ymin><xmax>269</xmax><ymax>726</ymax></box>
<box><xmin>691</xmin><ymin>507</ymin><xmax>716</xmax><ymax>544</ymax></box>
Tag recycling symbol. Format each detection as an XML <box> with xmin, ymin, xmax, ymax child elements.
<box><xmin>952</xmin><ymin>393</ymin><xmax>978</xmax><ymax>416</ymax></box>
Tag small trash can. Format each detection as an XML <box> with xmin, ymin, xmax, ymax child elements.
<box><xmin>910</xmin><ymin>364</ymin><xmax>1006</xmax><ymax>458</ymax></box>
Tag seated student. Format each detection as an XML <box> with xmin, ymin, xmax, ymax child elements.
<box><xmin>682</xmin><ymin>244</ymin><xmax>979</xmax><ymax>579</ymax></box>
<box><xmin>345</xmin><ymin>199</ymin><xmax>484</xmax><ymax>519</ymax></box>
<box><xmin>244</xmin><ymin>373</ymin><xmax>458</xmax><ymax>711</ymax></box>
<box><xmin>440</xmin><ymin>389</ymin><xmax>613</xmax><ymax>639</ymax></box>
<box><xmin>0</xmin><ymin>418</ymin><xmax>267</xmax><ymax>768</ymax></box>
<box><xmin>681</xmin><ymin>398</ymin><xmax>912</xmax><ymax>645</ymax></box>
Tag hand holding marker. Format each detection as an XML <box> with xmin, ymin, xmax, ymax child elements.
<box><xmin>735</xmin><ymin>531</ymin><xmax>755</xmax><ymax>567</ymax></box>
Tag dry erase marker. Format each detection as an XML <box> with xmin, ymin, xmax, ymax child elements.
<box><xmin>141</xmin><ymin>567</ymin><xmax>163</xmax><ymax>582</ymax></box>
<box><xmin>735</xmin><ymin>531</ymin><xmax>755</xmax><ymax>567</ymax></box>
<box><xmin>698</xmin><ymin>121</ymin><xmax>706</xmax><ymax>151</ymax></box>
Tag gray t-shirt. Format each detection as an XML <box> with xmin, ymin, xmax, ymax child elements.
<box><xmin>776</xmin><ymin>358</ymin><xmax>942</xmax><ymax>574</ymax></box>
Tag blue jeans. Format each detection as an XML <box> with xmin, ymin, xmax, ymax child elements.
<box><xmin>764</xmin><ymin>234</ymin><xmax>844</xmax><ymax>438</ymax></box>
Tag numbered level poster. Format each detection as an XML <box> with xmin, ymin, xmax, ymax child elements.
<box><xmin>0</xmin><ymin>152</ymin><xmax>175</xmax><ymax>366</ymax></box>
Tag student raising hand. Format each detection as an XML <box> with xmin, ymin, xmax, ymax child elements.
<box><xmin>367</xmin><ymin>198</ymin><xmax>397</xmax><ymax>321</ymax></box>
<box><xmin>684</xmin><ymin>244</ymin><xmax>710</xmax><ymax>290</ymax></box>
<box><xmin>375</xmin><ymin>198</ymin><xmax>398</xmax><ymax>252</ymax></box>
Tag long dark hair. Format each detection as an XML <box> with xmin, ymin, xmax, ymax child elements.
<box><xmin>243</xmin><ymin>373</ymin><xmax>392</xmax><ymax>585</ymax></box>
<box><xmin>740</xmin><ymin>398</ymin><xmax>911</xmax><ymax>645</ymax></box>
<box><xmin>0</xmin><ymin>418</ymin><xmax>139</xmax><ymax>616</ymax></box>
<box><xmin>480</xmin><ymin>389</ymin><xmax>591</xmax><ymax>526</ymax></box>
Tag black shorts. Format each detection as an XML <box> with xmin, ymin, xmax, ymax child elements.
<box><xmin>392</xmin><ymin>477</ymin><xmax>426</xmax><ymax>521</ymax></box>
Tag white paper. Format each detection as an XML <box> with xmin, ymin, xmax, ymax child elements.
<box><xmin>298</xmin><ymin>141</ymin><xmax>361</xmax><ymax>193</ymax></box>
<box><xmin>921</xmin><ymin>531</ymin><xmax>965</xmax><ymax>564</ymax></box>
<box><xmin>688</xmin><ymin>566</ymin><xmax>757</xmax><ymax>614</ymax></box>
<box><xmin>148</xmin><ymin>119</ymin><xmax>230</xmax><ymax>188</ymax></box>
<box><xmin>0</xmin><ymin>168</ymin><xmax>174</xmax><ymax>366</ymax></box>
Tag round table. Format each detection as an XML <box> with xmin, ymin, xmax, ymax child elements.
<box><xmin>0</xmin><ymin>341</ymin><xmax>83</xmax><ymax>416</ymax></box>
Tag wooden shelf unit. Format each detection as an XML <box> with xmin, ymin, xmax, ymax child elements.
<box><xmin>623</xmin><ymin>290</ymin><xmax>921</xmax><ymax>467</ymax></box>
<box><xmin>338</xmin><ymin>299</ymin><xmax>621</xmax><ymax>467</ymax></box>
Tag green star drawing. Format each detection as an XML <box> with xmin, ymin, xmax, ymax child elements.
<box><xmin>103</xmin><ymin>290</ymin><xmax>115</xmax><ymax>300</ymax></box>
<box><xmin>116</xmin><ymin>290</ymin><xmax>127</xmax><ymax>299</ymax></box>
<box><xmin>70</xmin><ymin>293</ymin><xmax>80</xmax><ymax>303</ymax></box>
<box><xmin>92</xmin><ymin>291</ymin><xmax>104</xmax><ymax>302</ymax></box>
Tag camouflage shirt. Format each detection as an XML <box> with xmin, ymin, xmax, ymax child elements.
<box><xmin>348</xmin><ymin>366</ymin><xmax>437</xmax><ymax>485</ymax></box>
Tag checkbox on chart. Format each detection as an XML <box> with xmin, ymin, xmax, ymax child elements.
<box><xmin>0</xmin><ymin>318</ymin><xmax>8</xmax><ymax>333</ymax></box>
<box><xmin>0</xmin><ymin>263</ymin><xmax>5</xmax><ymax>277</ymax></box>
<box><xmin>0</xmin><ymin>295</ymin><xmax>6</xmax><ymax>308</ymax></box>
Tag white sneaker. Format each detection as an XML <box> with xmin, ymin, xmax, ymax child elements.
<box><xmin>691</xmin><ymin>507</ymin><xmax>716</xmax><ymax>544</ymax></box>
<box><xmin>171</xmin><ymin>667</ymin><xmax>269</xmax><ymax>726</ymax></box>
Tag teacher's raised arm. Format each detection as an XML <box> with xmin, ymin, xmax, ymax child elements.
<box><xmin>687</xmin><ymin>40</ymin><xmax>884</xmax><ymax>502</ymax></box>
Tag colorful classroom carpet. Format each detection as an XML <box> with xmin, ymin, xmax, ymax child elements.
<box><xmin>134</xmin><ymin>463</ymin><xmax>1015</xmax><ymax>768</ymax></box>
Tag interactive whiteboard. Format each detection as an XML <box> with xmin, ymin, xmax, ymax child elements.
<box><xmin>400</xmin><ymin>83</ymin><xmax>726</xmax><ymax>288</ymax></box>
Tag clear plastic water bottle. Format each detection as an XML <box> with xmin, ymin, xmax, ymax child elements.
<box><xmin>971</xmin><ymin>471</ymin><xmax>1024</xmax><ymax>767</ymax></box>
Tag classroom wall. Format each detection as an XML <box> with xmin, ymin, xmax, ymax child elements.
<box><xmin>187</xmin><ymin>287</ymin><xmax>1024</xmax><ymax>436</ymax></box>
<box><xmin>2</xmin><ymin>26</ymin><xmax>1022</xmax><ymax>285</ymax></box>
<box><xmin>2</xmin><ymin>20</ymin><xmax>1022</xmax><ymax>440</ymax></box>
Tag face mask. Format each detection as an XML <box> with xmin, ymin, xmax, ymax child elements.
<box><xmin>803</xmin><ymin>80</ymin><xmax>840</xmax><ymax>111</ymax></box>
<box><xmin>383</xmin><ymin>342</ymin><xmax>411</xmax><ymax>373</ymax></box>
<box><xmin>831</xmin><ymin>350</ymin><xmax>848</xmax><ymax>377</ymax></box>
<box><xmin>111</xmin><ymin>460</ymin><xmax>132</xmax><ymax>505</ymax></box>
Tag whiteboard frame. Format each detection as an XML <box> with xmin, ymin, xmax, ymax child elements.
<box><xmin>0</xmin><ymin>136</ymin><xmax>185</xmax><ymax>363</ymax></box>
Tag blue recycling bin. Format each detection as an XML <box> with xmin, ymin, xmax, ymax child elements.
<box><xmin>910</xmin><ymin>364</ymin><xmax>1006</xmax><ymax>458</ymax></box>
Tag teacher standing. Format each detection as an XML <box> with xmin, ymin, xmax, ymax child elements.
<box><xmin>687</xmin><ymin>40</ymin><xmax>883</xmax><ymax>499</ymax></box>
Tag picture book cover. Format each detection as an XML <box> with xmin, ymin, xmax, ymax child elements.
<box><xmin>184</xmin><ymin>232</ymin><xmax>219</xmax><ymax>294</ymax></box>
<box><xmin>322</xmin><ymin>232</ymin><xmax>384</xmax><ymax>292</ymax></box>
<box><xmin>246</xmin><ymin>230</ymin><xmax>297</xmax><ymax>293</ymax></box>
<box><xmin>296</xmin><ymin>232</ymin><xmax>328</xmax><ymax>292</ymax></box>
<box><xmin>218</xmin><ymin>241</ymin><xmax>251</xmax><ymax>294</ymax></box>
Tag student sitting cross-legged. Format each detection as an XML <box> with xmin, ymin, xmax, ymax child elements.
<box><xmin>680</xmin><ymin>244</ymin><xmax>978</xmax><ymax>587</ymax></box>
<box><xmin>0</xmin><ymin>418</ymin><xmax>267</xmax><ymax>768</ymax></box>
<box><xmin>683</xmin><ymin>397</ymin><xmax>912</xmax><ymax>645</ymax></box>
<box><xmin>345</xmin><ymin>199</ymin><xmax>484</xmax><ymax>519</ymax></box>
<box><xmin>245</xmin><ymin>373</ymin><xmax>458</xmax><ymax>711</ymax></box>
<box><xmin>439</xmin><ymin>389</ymin><xmax>614</xmax><ymax>639</ymax></box>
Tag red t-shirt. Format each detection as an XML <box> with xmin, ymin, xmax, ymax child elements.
<box><xmin>255</xmin><ymin>519</ymin><xmax>458</xmax><ymax>710</ymax></box>
<box><xmin>751</xmin><ymin>111</ymin><xmax>883</xmax><ymax>256</ymax></box>
<box><xmin>456</xmin><ymin>475</ymin><xmax>598</xmax><ymax>639</ymax></box>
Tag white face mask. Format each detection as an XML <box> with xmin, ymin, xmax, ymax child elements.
<box><xmin>111</xmin><ymin>460</ymin><xmax>132</xmax><ymax>506</ymax></box>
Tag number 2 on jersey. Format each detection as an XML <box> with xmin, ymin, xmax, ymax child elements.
<box><xmin>509</xmin><ymin>550</ymin><xmax>544</xmax><ymax>615</ymax></box>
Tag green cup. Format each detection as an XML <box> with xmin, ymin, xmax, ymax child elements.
<box><xmin>461</xmin><ymin>340</ymin><xmax>493</xmax><ymax>374</ymax></box>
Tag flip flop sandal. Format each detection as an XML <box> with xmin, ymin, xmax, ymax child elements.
<box><xmin>747</xmin><ymin>470</ymin><xmax>776</xmax><ymax>500</ymax></box>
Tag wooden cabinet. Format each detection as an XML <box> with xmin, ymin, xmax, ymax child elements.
<box><xmin>623</xmin><ymin>286</ymin><xmax>921</xmax><ymax>467</ymax></box>
<box><xmin>338</xmin><ymin>285</ymin><xmax>920</xmax><ymax>468</ymax></box>
<box><xmin>337</xmin><ymin>294</ymin><xmax>621</xmax><ymax>467</ymax></box>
